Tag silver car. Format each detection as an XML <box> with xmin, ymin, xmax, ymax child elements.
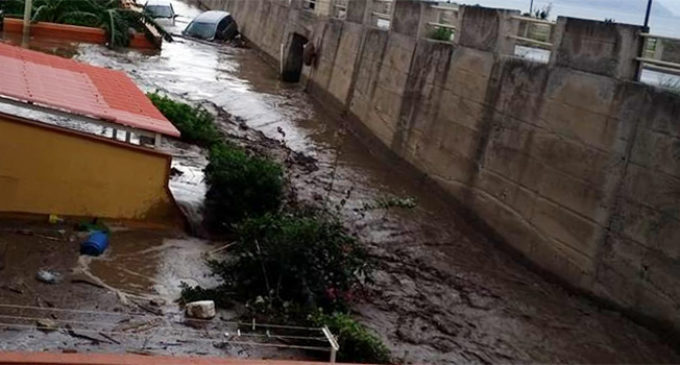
<box><xmin>183</xmin><ymin>10</ymin><xmax>238</xmax><ymax>41</ymax></box>
<box><xmin>144</xmin><ymin>0</ymin><xmax>176</xmax><ymax>25</ymax></box>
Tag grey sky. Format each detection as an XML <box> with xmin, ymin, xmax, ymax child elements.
<box><xmin>453</xmin><ymin>0</ymin><xmax>679</xmax><ymax>35</ymax></box>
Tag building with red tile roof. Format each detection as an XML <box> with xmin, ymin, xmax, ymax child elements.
<box><xmin>0</xmin><ymin>42</ymin><xmax>180</xmax><ymax>139</ymax></box>
<box><xmin>0</xmin><ymin>42</ymin><xmax>182</xmax><ymax>223</ymax></box>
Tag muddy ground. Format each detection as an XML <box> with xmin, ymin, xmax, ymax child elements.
<box><xmin>1</xmin><ymin>0</ymin><xmax>680</xmax><ymax>362</ymax></box>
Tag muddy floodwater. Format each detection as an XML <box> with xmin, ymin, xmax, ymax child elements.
<box><xmin>1</xmin><ymin>1</ymin><xmax>680</xmax><ymax>363</ymax></box>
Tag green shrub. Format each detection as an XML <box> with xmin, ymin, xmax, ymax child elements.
<box><xmin>429</xmin><ymin>27</ymin><xmax>454</xmax><ymax>41</ymax></box>
<box><xmin>208</xmin><ymin>209</ymin><xmax>372</xmax><ymax>312</ymax></box>
<box><xmin>179</xmin><ymin>282</ymin><xmax>232</xmax><ymax>308</ymax></box>
<box><xmin>313</xmin><ymin>312</ymin><xmax>391</xmax><ymax>364</ymax></box>
<box><xmin>204</xmin><ymin>142</ymin><xmax>284</xmax><ymax>232</ymax></box>
<box><xmin>147</xmin><ymin>92</ymin><xmax>220</xmax><ymax>147</ymax></box>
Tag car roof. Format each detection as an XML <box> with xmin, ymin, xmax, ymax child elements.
<box><xmin>145</xmin><ymin>0</ymin><xmax>172</xmax><ymax>6</ymax></box>
<box><xmin>192</xmin><ymin>10</ymin><xmax>230</xmax><ymax>23</ymax></box>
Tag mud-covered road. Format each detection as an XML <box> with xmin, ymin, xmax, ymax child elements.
<box><xmin>1</xmin><ymin>0</ymin><xmax>679</xmax><ymax>363</ymax></box>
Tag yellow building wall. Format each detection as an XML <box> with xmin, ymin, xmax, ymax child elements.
<box><xmin>0</xmin><ymin>114</ymin><xmax>181</xmax><ymax>223</ymax></box>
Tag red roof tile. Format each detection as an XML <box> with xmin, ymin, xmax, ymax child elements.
<box><xmin>0</xmin><ymin>42</ymin><xmax>180</xmax><ymax>137</ymax></box>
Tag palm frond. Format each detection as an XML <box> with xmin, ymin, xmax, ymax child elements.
<box><xmin>31</xmin><ymin>4</ymin><xmax>50</xmax><ymax>22</ymax></box>
<box><xmin>107</xmin><ymin>9</ymin><xmax>116</xmax><ymax>46</ymax></box>
<box><xmin>57</xmin><ymin>10</ymin><xmax>100</xmax><ymax>27</ymax></box>
<box><xmin>0</xmin><ymin>0</ymin><xmax>26</xmax><ymax>15</ymax></box>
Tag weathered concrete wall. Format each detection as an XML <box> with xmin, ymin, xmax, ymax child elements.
<box><xmin>207</xmin><ymin>0</ymin><xmax>680</xmax><ymax>331</ymax></box>
<box><xmin>0</xmin><ymin>114</ymin><xmax>181</xmax><ymax>223</ymax></box>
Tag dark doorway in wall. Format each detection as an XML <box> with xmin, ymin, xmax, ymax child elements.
<box><xmin>282</xmin><ymin>33</ymin><xmax>308</xmax><ymax>83</ymax></box>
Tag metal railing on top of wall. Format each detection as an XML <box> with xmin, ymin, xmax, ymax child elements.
<box><xmin>332</xmin><ymin>0</ymin><xmax>348</xmax><ymax>20</ymax></box>
<box><xmin>509</xmin><ymin>15</ymin><xmax>556</xmax><ymax>63</ymax></box>
<box><xmin>370</xmin><ymin>0</ymin><xmax>394</xmax><ymax>29</ymax></box>
<box><xmin>638</xmin><ymin>33</ymin><xmax>680</xmax><ymax>77</ymax></box>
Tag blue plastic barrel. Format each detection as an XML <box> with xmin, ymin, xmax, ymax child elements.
<box><xmin>80</xmin><ymin>231</ymin><xmax>109</xmax><ymax>256</ymax></box>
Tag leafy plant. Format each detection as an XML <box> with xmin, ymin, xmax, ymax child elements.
<box><xmin>313</xmin><ymin>312</ymin><xmax>391</xmax><ymax>364</ymax></box>
<box><xmin>147</xmin><ymin>93</ymin><xmax>220</xmax><ymax>146</ymax></box>
<box><xmin>205</xmin><ymin>142</ymin><xmax>284</xmax><ymax>232</ymax></box>
<box><xmin>429</xmin><ymin>26</ymin><xmax>454</xmax><ymax>41</ymax></box>
<box><xmin>0</xmin><ymin>0</ymin><xmax>25</xmax><ymax>15</ymax></box>
<box><xmin>4</xmin><ymin>0</ymin><xmax>172</xmax><ymax>48</ymax></box>
<box><xmin>208</xmin><ymin>209</ymin><xmax>372</xmax><ymax>312</ymax></box>
<box><xmin>179</xmin><ymin>282</ymin><xmax>232</xmax><ymax>308</ymax></box>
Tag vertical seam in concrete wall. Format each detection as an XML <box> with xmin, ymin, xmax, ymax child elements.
<box><xmin>366</xmin><ymin>30</ymin><xmax>392</xmax><ymax>110</ymax></box>
<box><xmin>392</xmin><ymin>41</ymin><xmax>453</xmax><ymax>155</ymax></box>
<box><xmin>594</xmin><ymin>84</ymin><xmax>647</xmax><ymax>292</ymax></box>
<box><xmin>467</xmin><ymin>55</ymin><xmax>504</xmax><ymax>190</ymax></box>
<box><xmin>343</xmin><ymin>25</ymin><xmax>369</xmax><ymax>113</ymax></box>
<box><xmin>391</xmin><ymin>38</ymin><xmax>424</xmax><ymax>151</ymax></box>
<box><xmin>324</xmin><ymin>20</ymin><xmax>346</xmax><ymax>93</ymax></box>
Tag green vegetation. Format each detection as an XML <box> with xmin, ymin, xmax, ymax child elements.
<box><xmin>205</xmin><ymin>142</ymin><xmax>284</xmax><ymax>232</ymax></box>
<box><xmin>148</xmin><ymin>89</ymin><xmax>388</xmax><ymax>364</ymax></box>
<box><xmin>312</xmin><ymin>312</ymin><xmax>391</xmax><ymax>364</ymax></box>
<box><xmin>147</xmin><ymin>92</ymin><xmax>284</xmax><ymax>231</ymax></box>
<box><xmin>0</xmin><ymin>0</ymin><xmax>171</xmax><ymax>48</ymax></box>
<box><xmin>147</xmin><ymin>93</ymin><xmax>220</xmax><ymax>147</ymax></box>
<box><xmin>208</xmin><ymin>209</ymin><xmax>371</xmax><ymax>312</ymax></box>
<box><xmin>183</xmin><ymin>207</ymin><xmax>387</xmax><ymax>363</ymax></box>
<box><xmin>179</xmin><ymin>282</ymin><xmax>232</xmax><ymax>308</ymax></box>
<box><xmin>428</xmin><ymin>26</ymin><xmax>454</xmax><ymax>41</ymax></box>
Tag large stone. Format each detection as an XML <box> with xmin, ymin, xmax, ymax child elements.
<box><xmin>185</xmin><ymin>301</ymin><xmax>216</xmax><ymax>319</ymax></box>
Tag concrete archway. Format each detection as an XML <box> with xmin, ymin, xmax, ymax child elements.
<box><xmin>281</xmin><ymin>33</ymin><xmax>308</xmax><ymax>83</ymax></box>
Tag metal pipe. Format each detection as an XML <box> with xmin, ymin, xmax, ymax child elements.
<box><xmin>22</xmin><ymin>0</ymin><xmax>33</xmax><ymax>44</ymax></box>
<box><xmin>22</xmin><ymin>0</ymin><xmax>32</xmax><ymax>37</ymax></box>
<box><xmin>643</xmin><ymin>0</ymin><xmax>653</xmax><ymax>30</ymax></box>
<box><xmin>529</xmin><ymin>0</ymin><xmax>534</xmax><ymax>15</ymax></box>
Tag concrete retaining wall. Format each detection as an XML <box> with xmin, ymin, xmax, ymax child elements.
<box><xmin>205</xmin><ymin>0</ymin><xmax>680</xmax><ymax>331</ymax></box>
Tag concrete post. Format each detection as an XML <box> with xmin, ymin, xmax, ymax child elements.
<box><xmin>342</xmin><ymin>0</ymin><xmax>370</xmax><ymax>25</ymax></box>
<box><xmin>550</xmin><ymin>17</ymin><xmax>644</xmax><ymax>80</ymax></box>
<box><xmin>457</xmin><ymin>6</ymin><xmax>520</xmax><ymax>54</ymax></box>
<box><xmin>391</xmin><ymin>0</ymin><xmax>422</xmax><ymax>37</ymax></box>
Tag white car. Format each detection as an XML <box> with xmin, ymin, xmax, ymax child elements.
<box><xmin>143</xmin><ymin>0</ymin><xmax>176</xmax><ymax>25</ymax></box>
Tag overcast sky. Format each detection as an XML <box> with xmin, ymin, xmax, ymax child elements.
<box><xmin>658</xmin><ymin>0</ymin><xmax>680</xmax><ymax>15</ymax></box>
<box><xmin>453</xmin><ymin>0</ymin><xmax>679</xmax><ymax>35</ymax></box>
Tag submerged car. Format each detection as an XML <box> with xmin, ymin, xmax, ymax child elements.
<box><xmin>183</xmin><ymin>10</ymin><xmax>238</xmax><ymax>41</ymax></box>
<box><xmin>143</xmin><ymin>0</ymin><xmax>176</xmax><ymax>24</ymax></box>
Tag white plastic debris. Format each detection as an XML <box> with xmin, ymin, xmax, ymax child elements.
<box><xmin>36</xmin><ymin>270</ymin><xmax>60</xmax><ymax>284</ymax></box>
<box><xmin>185</xmin><ymin>300</ymin><xmax>216</xmax><ymax>319</ymax></box>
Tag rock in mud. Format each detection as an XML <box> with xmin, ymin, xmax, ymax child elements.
<box><xmin>186</xmin><ymin>300</ymin><xmax>216</xmax><ymax>319</ymax></box>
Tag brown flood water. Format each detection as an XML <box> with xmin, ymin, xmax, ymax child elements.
<box><xmin>1</xmin><ymin>1</ymin><xmax>680</xmax><ymax>362</ymax></box>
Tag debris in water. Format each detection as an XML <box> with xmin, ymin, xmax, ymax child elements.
<box><xmin>98</xmin><ymin>332</ymin><xmax>121</xmax><ymax>344</ymax></box>
<box><xmin>65</xmin><ymin>325</ymin><xmax>111</xmax><ymax>344</ymax></box>
<box><xmin>48</xmin><ymin>214</ymin><xmax>64</xmax><ymax>224</ymax></box>
<box><xmin>170</xmin><ymin>167</ymin><xmax>184</xmax><ymax>177</ymax></box>
<box><xmin>36</xmin><ymin>270</ymin><xmax>60</xmax><ymax>284</ymax></box>
<box><xmin>149</xmin><ymin>298</ymin><xmax>166</xmax><ymax>307</ymax></box>
<box><xmin>132</xmin><ymin>299</ymin><xmax>163</xmax><ymax>316</ymax></box>
<box><xmin>36</xmin><ymin>319</ymin><xmax>58</xmax><ymax>332</ymax></box>
<box><xmin>0</xmin><ymin>285</ymin><xmax>23</xmax><ymax>294</ymax></box>
<box><xmin>185</xmin><ymin>300</ymin><xmax>216</xmax><ymax>319</ymax></box>
<box><xmin>80</xmin><ymin>231</ymin><xmax>109</xmax><ymax>256</ymax></box>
